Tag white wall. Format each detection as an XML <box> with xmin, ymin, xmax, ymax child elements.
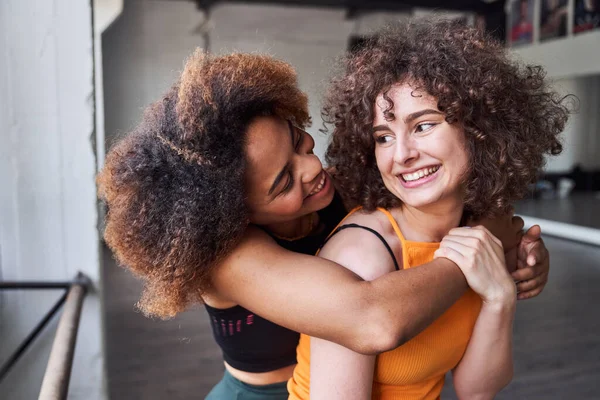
<box><xmin>102</xmin><ymin>1</ymin><xmax>600</xmax><ymax>173</ymax></box>
<box><xmin>513</xmin><ymin>31</ymin><xmax>600</xmax><ymax>78</ymax></box>
<box><xmin>102</xmin><ymin>0</ymin><xmax>410</xmax><ymax>161</ymax></box>
<box><xmin>208</xmin><ymin>4</ymin><xmax>354</xmax><ymax>159</ymax></box>
<box><xmin>509</xmin><ymin>6</ymin><xmax>600</xmax><ymax>174</ymax></box>
<box><xmin>103</xmin><ymin>0</ymin><xmax>206</xmax><ymax>154</ymax></box>
<box><xmin>545</xmin><ymin>75</ymin><xmax>600</xmax><ymax>172</ymax></box>
<box><xmin>94</xmin><ymin>0</ymin><xmax>124</xmax><ymax>170</ymax></box>
<box><xmin>0</xmin><ymin>1</ymin><xmax>105</xmax><ymax>399</ymax></box>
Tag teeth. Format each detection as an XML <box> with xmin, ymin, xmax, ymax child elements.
<box><xmin>309</xmin><ymin>173</ymin><xmax>326</xmax><ymax>196</ymax></box>
<box><xmin>402</xmin><ymin>166</ymin><xmax>440</xmax><ymax>182</ymax></box>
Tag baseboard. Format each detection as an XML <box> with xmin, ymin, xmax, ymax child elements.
<box><xmin>520</xmin><ymin>215</ymin><xmax>600</xmax><ymax>246</ymax></box>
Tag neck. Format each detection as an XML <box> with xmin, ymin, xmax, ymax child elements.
<box><xmin>391</xmin><ymin>196</ymin><xmax>464</xmax><ymax>243</ymax></box>
<box><xmin>265</xmin><ymin>212</ymin><xmax>318</xmax><ymax>241</ymax></box>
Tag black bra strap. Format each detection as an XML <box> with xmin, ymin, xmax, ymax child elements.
<box><xmin>322</xmin><ymin>223</ymin><xmax>400</xmax><ymax>271</ymax></box>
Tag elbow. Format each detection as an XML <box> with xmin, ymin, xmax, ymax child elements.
<box><xmin>455</xmin><ymin>368</ymin><xmax>514</xmax><ymax>400</ymax></box>
<box><xmin>456</xmin><ymin>393</ymin><xmax>495</xmax><ymax>400</ymax></box>
<box><xmin>499</xmin><ymin>365</ymin><xmax>515</xmax><ymax>391</ymax></box>
<box><xmin>372</xmin><ymin>318</ymin><xmax>410</xmax><ymax>354</ymax></box>
<box><xmin>357</xmin><ymin>303</ymin><xmax>410</xmax><ymax>355</ymax></box>
<box><xmin>351</xmin><ymin>323</ymin><xmax>406</xmax><ymax>356</ymax></box>
<box><xmin>346</xmin><ymin>284</ymin><xmax>411</xmax><ymax>355</ymax></box>
<box><xmin>493</xmin><ymin>363</ymin><xmax>515</xmax><ymax>395</ymax></box>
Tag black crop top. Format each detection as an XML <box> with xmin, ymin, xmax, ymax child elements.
<box><xmin>203</xmin><ymin>193</ymin><xmax>347</xmax><ymax>373</ymax></box>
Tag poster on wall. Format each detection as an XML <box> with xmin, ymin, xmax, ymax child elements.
<box><xmin>540</xmin><ymin>0</ymin><xmax>568</xmax><ymax>41</ymax></box>
<box><xmin>574</xmin><ymin>0</ymin><xmax>600</xmax><ymax>34</ymax></box>
<box><xmin>509</xmin><ymin>0</ymin><xmax>535</xmax><ymax>46</ymax></box>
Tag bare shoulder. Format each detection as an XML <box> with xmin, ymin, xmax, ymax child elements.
<box><xmin>220</xmin><ymin>225</ymin><xmax>285</xmax><ymax>261</ymax></box>
<box><xmin>320</xmin><ymin>210</ymin><xmax>401</xmax><ymax>281</ymax></box>
<box><xmin>210</xmin><ymin>227</ymin><xmax>284</xmax><ymax>288</ymax></box>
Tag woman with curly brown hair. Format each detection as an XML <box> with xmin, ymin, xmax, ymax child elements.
<box><xmin>98</xmin><ymin>47</ymin><xmax>550</xmax><ymax>399</ymax></box>
<box><xmin>288</xmin><ymin>19</ymin><xmax>568</xmax><ymax>400</ymax></box>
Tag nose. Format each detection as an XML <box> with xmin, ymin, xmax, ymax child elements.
<box><xmin>295</xmin><ymin>132</ymin><xmax>323</xmax><ymax>184</ymax></box>
<box><xmin>299</xmin><ymin>153</ymin><xmax>323</xmax><ymax>184</ymax></box>
<box><xmin>393</xmin><ymin>135</ymin><xmax>419</xmax><ymax>166</ymax></box>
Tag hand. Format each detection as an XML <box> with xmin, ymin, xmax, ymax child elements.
<box><xmin>468</xmin><ymin>208</ymin><xmax>524</xmax><ymax>258</ymax></box>
<box><xmin>434</xmin><ymin>226</ymin><xmax>516</xmax><ymax>305</ymax></box>
<box><xmin>511</xmin><ymin>225</ymin><xmax>549</xmax><ymax>300</ymax></box>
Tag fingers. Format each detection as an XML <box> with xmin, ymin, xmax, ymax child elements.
<box><xmin>518</xmin><ymin>235</ymin><xmax>548</xmax><ymax>267</ymax></box>
<box><xmin>448</xmin><ymin>226</ymin><xmax>503</xmax><ymax>249</ymax></box>
<box><xmin>511</xmin><ymin>265</ymin><xmax>538</xmax><ymax>282</ymax></box>
<box><xmin>528</xmin><ymin>239</ymin><xmax>549</xmax><ymax>267</ymax></box>
<box><xmin>516</xmin><ymin>271</ymin><xmax>548</xmax><ymax>294</ymax></box>
<box><xmin>517</xmin><ymin>285</ymin><xmax>545</xmax><ymax>300</ymax></box>
<box><xmin>434</xmin><ymin>246</ymin><xmax>467</xmax><ymax>268</ymax></box>
<box><xmin>438</xmin><ymin>237</ymin><xmax>476</xmax><ymax>262</ymax></box>
<box><xmin>441</xmin><ymin>235</ymin><xmax>481</xmax><ymax>251</ymax></box>
<box><xmin>521</xmin><ymin>225</ymin><xmax>542</xmax><ymax>244</ymax></box>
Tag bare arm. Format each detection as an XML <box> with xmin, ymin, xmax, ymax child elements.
<box><xmin>311</xmin><ymin>229</ymin><xmax>394</xmax><ymax>399</ymax></box>
<box><xmin>211</xmin><ymin>226</ymin><xmax>468</xmax><ymax>355</ymax></box>
<box><xmin>436</xmin><ymin>227</ymin><xmax>516</xmax><ymax>399</ymax></box>
<box><xmin>452</xmin><ymin>301</ymin><xmax>515</xmax><ymax>400</ymax></box>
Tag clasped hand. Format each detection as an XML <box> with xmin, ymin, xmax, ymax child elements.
<box><xmin>434</xmin><ymin>226</ymin><xmax>516</xmax><ymax>305</ymax></box>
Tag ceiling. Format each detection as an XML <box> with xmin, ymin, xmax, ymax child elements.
<box><xmin>189</xmin><ymin>0</ymin><xmax>507</xmax><ymax>41</ymax></box>
<box><xmin>193</xmin><ymin>0</ymin><xmax>503</xmax><ymax>15</ymax></box>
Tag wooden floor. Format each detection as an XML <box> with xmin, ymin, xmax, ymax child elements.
<box><xmin>103</xmin><ymin>235</ymin><xmax>600</xmax><ymax>399</ymax></box>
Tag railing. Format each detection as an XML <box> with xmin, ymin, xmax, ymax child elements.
<box><xmin>0</xmin><ymin>272</ymin><xmax>90</xmax><ymax>400</ymax></box>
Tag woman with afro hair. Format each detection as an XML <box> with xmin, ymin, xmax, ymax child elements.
<box><xmin>98</xmin><ymin>36</ymin><xmax>552</xmax><ymax>398</ymax></box>
<box><xmin>288</xmin><ymin>19</ymin><xmax>568</xmax><ymax>400</ymax></box>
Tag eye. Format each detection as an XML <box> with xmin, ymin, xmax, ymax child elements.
<box><xmin>375</xmin><ymin>135</ymin><xmax>394</xmax><ymax>144</ymax></box>
<box><xmin>415</xmin><ymin>122</ymin><xmax>437</xmax><ymax>133</ymax></box>
<box><xmin>282</xmin><ymin>172</ymin><xmax>294</xmax><ymax>194</ymax></box>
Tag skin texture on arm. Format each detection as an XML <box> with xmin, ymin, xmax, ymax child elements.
<box><xmin>211</xmin><ymin>225</ymin><xmax>468</xmax><ymax>355</ymax></box>
<box><xmin>452</xmin><ymin>301</ymin><xmax>515</xmax><ymax>400</ymax></box>
<box><xmin>310</xmin><ymin>228</ymin><xmax>393</xmax><ymax>400</ymax></box>
<box><xmin>436</xmin><ymin>226</ymin><xmax>516</xmax><ymax>399</ymax></box>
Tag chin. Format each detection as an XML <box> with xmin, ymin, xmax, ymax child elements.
<box><xmin>399</xmin><ymin>192</ymin><xmax>446</xmax><ymax>209</ymax></box>
<box><xmin>313</xmin><ymin>189</ymin><xmax>335</xmax><ymax>212</ymax></box>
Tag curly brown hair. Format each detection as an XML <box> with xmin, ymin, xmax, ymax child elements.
<box><xmin>324</xmin><ymin>19</ymin><xmax>569</xmax><ymax>219</ymax></box>
<box><xmin>97</xmin><ymin>51</ymin><xmax>310</xmax><ymax>318</ymax></box>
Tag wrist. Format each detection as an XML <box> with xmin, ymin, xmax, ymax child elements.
<box><xmin>434</xmin><ymin>257</ymin><xmax>469</xmax><ymax>287</ymax></box>
<box><xmin>482</xmin><ymin>290</ymin><xmax>517</xmax><ymax>312</ymax></box>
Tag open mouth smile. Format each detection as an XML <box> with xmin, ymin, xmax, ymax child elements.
<box><xmin>401</xmin><ymin>165</ymin><xmax>440</xmax><ymax>182</ymax></box>
<box><xmin>307</xmin><ymin>171</ymin><xmax>327</xmax><ymax>197</ymax></box>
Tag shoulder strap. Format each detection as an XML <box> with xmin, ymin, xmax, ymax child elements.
<box><xmin>375</xmin><ymin>207</ymin><xmax>411</xmax><ymax>270</ymax></box>
<box><xmin>375</xmin><ymin>208</ymin><xmax>407</xmax><ymax>244</ymax></box>
<box><xmin>322</xmin><ymin>223</ymin><xmax>400</xmax><ymax>271</ymax></box>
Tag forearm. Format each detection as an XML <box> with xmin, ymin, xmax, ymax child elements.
<box><xmin>215</xmin><ymin>229</ymin><xmax>468</xmax><ymax>354</ymax></box>
<box><xmin>453</xmin><ymin>301</ymin><xmax>516</xmax><ymax>399</ymax></box>
<box><xmin>365</xmin><ymin>258</ymin><xmax>468</xmax><ymax>350</ymax></box>
<box><xmin>229</xmin><ymin>258</ymin><xmax>467</xmax><ymax>354</ymax></box>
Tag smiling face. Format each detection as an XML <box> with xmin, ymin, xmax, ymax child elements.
<box><xmin>245</xmin><ymin>116</ymin><xmax>335</xmax><ymax>226</ymax></box>
<box><xmin>372</xmin><ymin>83</ymin><xmax>469</xmax><ymax>210</ymax></box>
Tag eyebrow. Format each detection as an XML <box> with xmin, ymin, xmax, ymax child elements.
<box><xmin>372</xmin><ymin>125</ymin><xmax>391</xmax><ymax>133</ymax></box>
<box><xmin>267</xmin><ymin>121</ymin><xmax>296</xmax><ymax>196</ymax></box>
<box><xmin>372</xmin><ymin>109</ymin><xmax>443</xmax><ymax>133</ymax></box>
<box><xmin>404</xmin><ymin>109</ymin><xmax>443</xmax><ymax>123</ymax></box>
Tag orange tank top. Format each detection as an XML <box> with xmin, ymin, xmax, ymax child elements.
<box><xmin>288</xmin><ymin>208</ymin><xmax>482</xmax><ymax>400</ymax></box>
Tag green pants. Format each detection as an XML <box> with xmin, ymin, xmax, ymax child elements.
<box><xmin>205</xmin><ymin>369</ymin><xmax>289</xmax><ymax>400</ymax></box>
